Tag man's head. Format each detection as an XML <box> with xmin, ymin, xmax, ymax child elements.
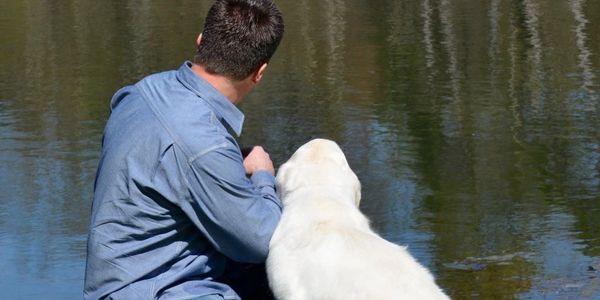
<box><xmin>194</xmin><ymin>0</ymin><xmax>284</xmax><ymax>82</ymax></box>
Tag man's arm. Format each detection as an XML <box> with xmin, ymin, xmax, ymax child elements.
<box><xmin>181</xmin><ymin>142</ymin><xmax>282</xmax><ymax>263</ymax></box>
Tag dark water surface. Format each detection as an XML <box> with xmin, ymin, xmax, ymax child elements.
<box><xmin>2</xmin><ymin>0</ymin><xmax>600</xmax><ymax>299</ymax></box>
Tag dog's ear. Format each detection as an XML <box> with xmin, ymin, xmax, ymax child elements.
<box><xmin>275</xmin><ymin>163</ymin><xmax>288</xmax><ymax>197</ymax></box>
<box><xmin>275</xmin><ymin>161</ymin><xmax>296</xmax><ymax>199</ymax></box>
<box><xmin>353</xmin><ymin>175</ymin><xmax>362</xmax><ymax>207</ymax></box>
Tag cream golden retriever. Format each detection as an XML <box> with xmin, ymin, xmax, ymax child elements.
<box><xmin>267</xmin><ymin>139</ymin><xmax>449</xmax><ymax>300</ymax></box>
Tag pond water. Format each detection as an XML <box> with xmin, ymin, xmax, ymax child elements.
<box><xmin>1</xmin><ymin>0</ymin><xmax>600</xmax><ymax>299</ymax></box>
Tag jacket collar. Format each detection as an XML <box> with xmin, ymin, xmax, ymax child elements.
<box><xmin>176</xmin><ymin>61</ymin><xmax>244</xmax><ymax>137</ymax></box>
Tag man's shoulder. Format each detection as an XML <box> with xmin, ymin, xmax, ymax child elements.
<box><xmin>133</xmin><ymin>69</ymin><xmax>180</xmax><ymax>99</ymax></box>
<box><xmin>109</xmin><ymin>68</ymin><xmax>236</xmax><ymax>162</ymax></box>
<box><xmin>138</xmin><ymin>76</ymin><xmax>235</xmax><ymax>160</ymax></box>
<box><xmin>139</xmin><ymin>69</ymin><xmax>178</xmax><ymax>86</ymax></box>
<box><xmin>109</xmin><ymin>69</ymin><xmax>177</xmax><ymax>109</ymax></box>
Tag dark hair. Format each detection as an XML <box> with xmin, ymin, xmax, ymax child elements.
<box><xmin>193</xmin><ymin>0</ymin><xmax>284</xmax><ymax>81</ymax></box>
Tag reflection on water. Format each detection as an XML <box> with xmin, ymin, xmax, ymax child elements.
<box><xmin>422</xmin><ymin>0</ymin><xmax>435</xmax><ymax>72</ymax></box>
<box><xmin>438</xmin><ymin>0</ymin><xmax>463</xmax><ymax>138</ymax></box>
<box><xmin>570</xmin><ymin>0</ymin><xmax>598</xmax><ymax>112</ymax></box>
<box><xmin>1</xmin><ymin>0</ymin><xmax>600</xmax><ymax>298</ymax></box>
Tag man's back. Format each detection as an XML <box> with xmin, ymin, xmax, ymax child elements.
<box><xmin>85</xmin><ymin>63</ymin><xmax>282</xmax><ymax>299</ymax></box>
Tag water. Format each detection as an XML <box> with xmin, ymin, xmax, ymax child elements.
<box><xmin>1</xmin><ymin>0</ymin><xmax>599</xmax><ymax>299</ymax></box>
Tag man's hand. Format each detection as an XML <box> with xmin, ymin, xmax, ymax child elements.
<box><xmin>243</xmin><ymin>146</ymin><xmax>275</xmax><ymax>176</ymax></box>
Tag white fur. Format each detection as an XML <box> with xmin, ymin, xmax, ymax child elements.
<box><xmin>267</xmin><ymin>139</ymin><xmax>449</xmax><ymax>300</ymax></box>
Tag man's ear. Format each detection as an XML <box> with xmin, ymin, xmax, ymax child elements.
<box><xmin>196</xmin><ymin>33</ymin><xmax>203</xmax><ymax>47</ymax></box>
<box><xmin>253</xmin><ymin>63</ymin><xmax>268</xmax><ymax>83</ymax></box>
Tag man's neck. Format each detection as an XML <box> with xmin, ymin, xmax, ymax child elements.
<box><xmin>190</xmin><ymin>63</ymin><xmax>250</xmax><ymax>105</ymax></box>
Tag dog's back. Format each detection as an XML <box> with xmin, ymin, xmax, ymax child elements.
<box><xmin>268</xmin><ymin>139</ymin><xmax>449</xmax><ymax>300</ymax></box>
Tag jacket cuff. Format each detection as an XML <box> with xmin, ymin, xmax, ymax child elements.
<box><xmin>250</xmin><ymin>170</ymin><xmax>276</xmax><ymax>188</ymax></box>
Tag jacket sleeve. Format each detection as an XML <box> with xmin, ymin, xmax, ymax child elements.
<box><xmin>181</xmin><ymin>142</ymin><xmax>282</xmax><ymax>263</ymax></box>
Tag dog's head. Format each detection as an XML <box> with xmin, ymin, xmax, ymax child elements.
<box><xmin>276</xmin><ymin>139</ymin><xmax>361</xmax><ymax>207</ymax></box>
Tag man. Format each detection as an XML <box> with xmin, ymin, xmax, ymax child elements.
<box><xmin>84</xmin><ymin>0</ymin><xmax>284</xmax><ymax>299</ymax></box>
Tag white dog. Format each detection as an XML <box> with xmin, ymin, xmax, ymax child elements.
<box><xmin>267</xmin><ymin>139</ymin><xmax>449</xmax><ymax>300</ymax></box>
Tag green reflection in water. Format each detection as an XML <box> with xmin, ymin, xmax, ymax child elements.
<box><xmin>1</xmin><ymin>0</ymin><xmax>599</xmax><ymax>299</ymax></box>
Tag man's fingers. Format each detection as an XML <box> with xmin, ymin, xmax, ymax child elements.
<box><xmin>241</xmin><ymin>146</ymin><xmax>255</xmax><ymax>158</ymax></box>
<box><xmin>243</xmin><ymin>145</ymin><xmax>275</xmax><ymax>176</ymax></box>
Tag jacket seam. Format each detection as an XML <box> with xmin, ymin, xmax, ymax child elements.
<box><xmin>187</xmin><ymin>142</ymin><xmax>229</xmax><ymax>164</ymax></box>
<box><xmin>134</xmin><ymin>81</ymin><xmax>193</xmax><ymax>159</ymax></box>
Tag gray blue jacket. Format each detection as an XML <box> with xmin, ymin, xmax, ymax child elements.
<box><xmin>84</xmin><ymin>61</ymin><xmax>282</xmax><ymax>299</ymax></box>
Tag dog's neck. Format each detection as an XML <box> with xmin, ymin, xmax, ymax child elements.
<box><xmin>283</xmin><ymin>188</ymin><xmax>371</xmax><ymax>232</ymax></box>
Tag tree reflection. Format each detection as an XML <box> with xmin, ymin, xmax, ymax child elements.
<box><xmin>1</xmin><ymin>0</ymin><xmax>600</xmax><ymax>298</ymax></box>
